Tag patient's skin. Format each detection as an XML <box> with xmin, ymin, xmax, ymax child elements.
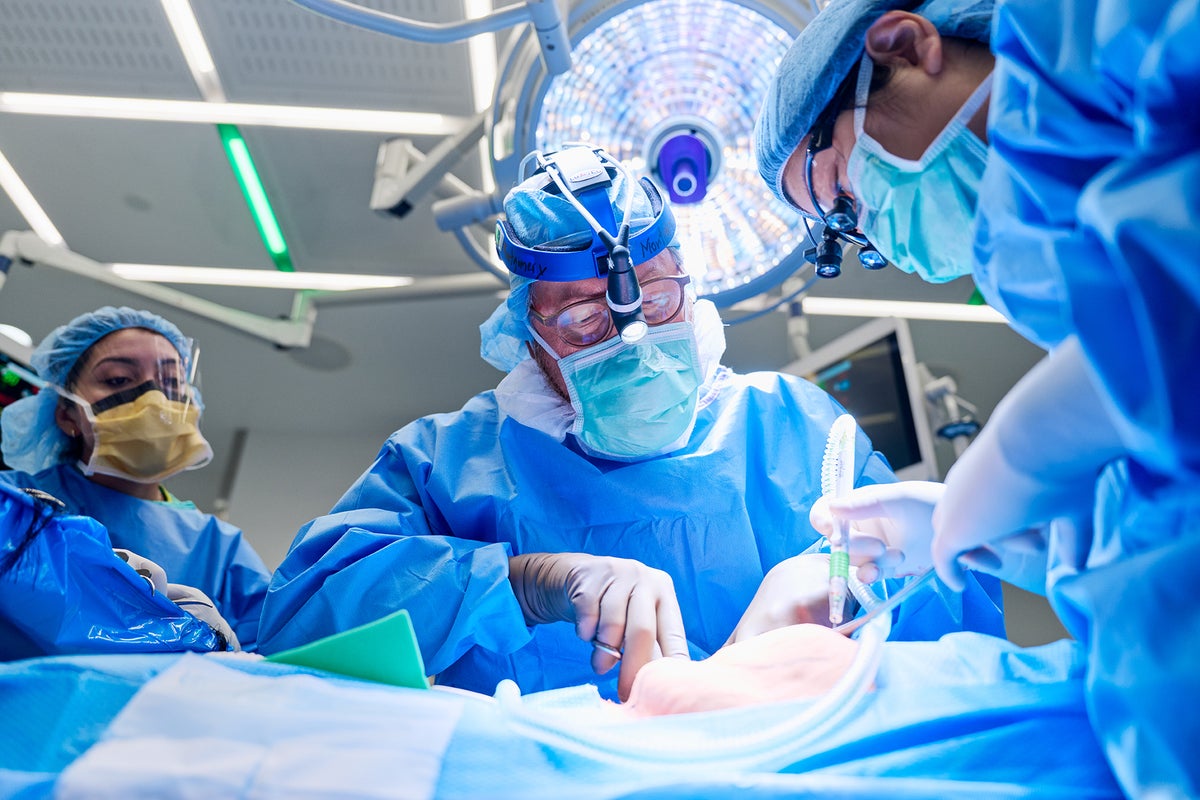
<box><xmin>618</xmin><ymin>623</ymin><xmax>862</xmax><ymax>718</ymax></box>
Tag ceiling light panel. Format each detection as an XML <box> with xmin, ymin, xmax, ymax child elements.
<box><xmin>531</xmin><ymin>0</ymin><xmax>807</xmax><ymax>304</ymax></box>
<box><xmin>193</xmin><ymin>0</ymin><xmax>477</xmax><ymax>114</ymax></box>
<box><xmin>0</xmin><ymin>146</ymin><xmax>64</xmax><ymax>245</ymax></box>
<box><xmin>0</xmin><ymin>0</ymin><xmax>199</xmax><ymax>98</ymax></box>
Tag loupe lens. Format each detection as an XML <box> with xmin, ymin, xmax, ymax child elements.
<box><xmin>858</xmin><ymin>246</ymin><xmax>887</xmax><ymax>270</ymax></box>
<box><xmin>825</xmin><ymin>196</ymin><xmax>858</xmax><ymax>233</ymax></box>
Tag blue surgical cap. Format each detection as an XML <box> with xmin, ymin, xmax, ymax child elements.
<box><xmin>754</xmin><ymin>0</ymin><xmax>994</xmax><ymax>205</ymax></box>
<box><xmin>480</xmin><ymin>161</ymin><xmax>666</xmax><ymax>373</ymax></box>
<box><xmin>1</xmin><ymin>306</ymin><xmax>197</xmax><ymax>473</ymax></box>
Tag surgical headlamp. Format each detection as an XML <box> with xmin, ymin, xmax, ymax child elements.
<box><xmin>494</xmin><ymin>146</ymin><xmax>678</xmax><ymax>345</ymax></box>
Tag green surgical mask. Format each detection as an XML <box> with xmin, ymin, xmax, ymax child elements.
<box><xmin>538</xmin><ymin>321</ymin><xmax>703</xmax><ymax>461</ymax></box>
<box><xmin>846</xmin><ymin>60</ymin><xmax>992</xmax><ymax>283</ymax></box>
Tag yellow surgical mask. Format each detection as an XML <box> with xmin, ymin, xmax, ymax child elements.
<box><xmin>70</xmin><ymin>384</ymin><xmax>213</xmax><ymax>484</ymax></box>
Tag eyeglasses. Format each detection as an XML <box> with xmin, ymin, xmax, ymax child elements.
<box><xmin>530</xmin><ymin>274</ymin><xmax>691</xmax><ymax>347</ymax></box>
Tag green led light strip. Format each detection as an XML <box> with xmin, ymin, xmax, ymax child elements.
<box><xmin>217</xmin><ymin>124</ymin><xmax>292</xmax><ymax>271</ymax></box>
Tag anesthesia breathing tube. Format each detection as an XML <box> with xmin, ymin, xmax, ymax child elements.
<box><xmin>494</xmin><ymin>145</ymin><xmax>677</xmax><ymax>344</ymax></box>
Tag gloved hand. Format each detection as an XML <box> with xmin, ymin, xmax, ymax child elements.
<box><xmin>932</xmin><ymin>338</ymin><xmax>1123</xmax><ymax>591</ymax></box>
<box><xmin>113</xmin><ymin>548</ymin><xmax>169</xmax><ymax>594</ymax></box>
<box><xmin>508</xmin><ymin>553</ymin><xmax>688</xmax><ymax>702</ymax></box>
<box><xmin>809</xmin><ymin>481</ymin><xmax>945</xmax><ymax>582</ymax></box>
<box><xmin>954</xmin><ymin>527</ymin><xmax>1050</xmax><ymax>595</ymax></box>
<box><xmin>166</xmin><ymin>583</ymin><xmax>241</xmax><ymax>651</ymax></box>
<box><xmin>810</xmin><ymin>482</ymin><xmax>1051</xmax><ymax>593</ymax></box>
<box><xmin>723</xmin><ymin>553</ymin><xmax>838</xmax><ymax>646</ymax></box>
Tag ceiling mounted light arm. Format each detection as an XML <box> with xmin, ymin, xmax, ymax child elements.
<box><xmin>301</xmin><ymin>271</ymin><xmax>506</xmax><ymax>308</ymax></box>
<box><xmin>371</xmin><ymin>112</ymin><xmax>489</xmax><ymax>218</ymax></box>
<box><xmin>0</xmin><ymin>230</ymin><xmax>510</xmax><ymax>348</ymax></box>
<box><xmin>288</xmin><ymin>0</ymin><xmax>570</xmax><ymax>74</ymax></box>
<box><xmin>0</xmin><ymin>230</ymin><xmax>314</xmax><ymax>348</ymax></box>
<box><xmin>452</xmin><ymin>227</ymin><xmax>509</xmax><ymax>280</ymax></box>
<box><xmin>431</xmin><ymin>190</ymin><xmax>507</xmax><ymax>279</ymax></box>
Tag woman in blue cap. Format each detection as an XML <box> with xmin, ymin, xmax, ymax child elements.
<box><xmin>756</xmin><ymin>0</ymin><xmax>1198</xmax><ymax>796</ymax></box>
<box><xmin>0</xmin><ymin>306</ymin><xmax>271</xmax><ymax>652</ymax></box>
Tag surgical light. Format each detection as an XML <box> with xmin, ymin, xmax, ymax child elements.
<box><xmin>648</xmin><ymin>119</ymin><xmax>719</xmax><ymax>205</ymax></box>
<box><xmin>493</xmin><ymin>0</ymin><xmax>815</xmax><ymax>306</ymax></box>
<box><xmin>824</xmin><ymin>196</ymin><xmax>857</xmax><ymax>233</ymax></box>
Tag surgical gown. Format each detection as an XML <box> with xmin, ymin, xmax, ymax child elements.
<box><xmin>258</xmin><ymin>369</ymin><xmax>1004</xmax><ymax>699</ymax></box>
<box><xmin>972</xmin><ymin>0</ymin><xmax>1200</xmax><ymax>794</ymax></box>
<box><xmin>0</xmin><ymin>463</ymin><xmax>270</xmax><ymax>652</ymax></box>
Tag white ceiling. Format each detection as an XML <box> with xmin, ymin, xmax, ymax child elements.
<box><xmin>0</xmin><ymin>0</ymin><xmax>507</xmax><ymax>443</ymax></box>
<box><xmin>0</xmin><ymin>0</ymin><xmax>1035</xmax><ymax>503</ymax></box>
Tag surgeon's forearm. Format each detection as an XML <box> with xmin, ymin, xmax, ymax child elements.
<box><xmin>990</xmin><ymin>336</ymin><xmax>1125</xmax><ymax>480</ymax></box>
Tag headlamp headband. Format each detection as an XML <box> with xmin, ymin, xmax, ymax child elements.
<box><xmin>494</xmin><ymin>146</ymin><xmax>677</xmax><ymax>282</ymax></box>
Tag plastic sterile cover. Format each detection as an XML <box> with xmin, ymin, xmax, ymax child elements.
<box><xmin>0</xmin><ymin>482</ymin><xmax>222</xmax><ymax>658</ymax></box>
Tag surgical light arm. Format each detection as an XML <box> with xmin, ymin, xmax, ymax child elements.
<box><xmin>0</xmin><ymin>231</ymin><xmax>316</xmax><ymax>348</ymax></box>
<box><xmin>371</xmin><ymin>113</ymin><xmax>490</xmax><ymax>219</ymax></box>
<box><xmin>0</xmin><ymin>230</ymin><xmax>506</xmax><ymax>349</ymax></box>
<box><xmin>288</xmin><ymin>0</ymin><xmax>570</xmax><ymax>75</ymax></box>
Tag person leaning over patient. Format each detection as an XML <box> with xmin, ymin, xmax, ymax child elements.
<box><xmin>755</xmin><ymin>0</ymin><xmax>1200</xmax><ymax>795</ymax></box>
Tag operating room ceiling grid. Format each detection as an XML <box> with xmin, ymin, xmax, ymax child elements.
<box><xmin>193</xmin><ymin>0</ymin><xmax>476</xmax><ymax>112</ymax></box>
<box><xmin>0</xmin><ymin>0</ymin><xmax>198</xmax><ymax>96</ymax></box>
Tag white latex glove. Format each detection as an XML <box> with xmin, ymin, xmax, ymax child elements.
<box><xmin>724</xmin><ymin>553</ymin><xmax>838</xmax><ymax>646</ymax></box>
<box><xmin>112</xmin><ymin>548</ymin><xmax>168</xmax><ymax>594</ymax></box>
<box><xmin>508</xmin><ymin>553</ymin><xmax>688</xmax><ymax>702</ymax></box>
<box><xmin>811</xmin><ymin>483</ymin><xmax>1051</xmax><ymax>592</ymax></box>
<box><xmin>955</xmin><ymin>528</ymin><xmax>1050</xmax><ymax>595</ymax></box>
<box><xmin>809</xmin><ymin>481</ymin><xmax>945</xmax><ymax>582</ymax></box>
<box><xmin>932</xmin><ymin>439</ymin><xmax>1068</xmax><ymax>592</ymax></box>
<box><xmin>166</xmin><ymin>583</ymin><xmax>241</xmax><ymax>651</ymax></box>
<box><xmin>932</xmin><ymin>338</ymin><xmax>1123</xmax><ymax>591</ymax></box>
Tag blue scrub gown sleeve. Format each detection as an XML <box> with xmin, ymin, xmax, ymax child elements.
<box><xmin>210</xmin><ymin>535</ymin><xmax>270</xmax><ymax>652</ymax></box>
<box><xmin>256</xmin><ymin>428</ymin><xmax>532</xmax><ymax>674</ymax></box>
<box><xmin>977</xmin><ymin>2</ymin><xmax>1200</xmax><ymax>795</ymax></box>
<box><xmin>983</xmin><ymin>0</ymin><xmax>1200</xmax><ymax>476</ymax></box>
<box><xmin>1071</xmin><ymin>110</ymin><xmax>1200</xmax><ymax>473</ymax></box>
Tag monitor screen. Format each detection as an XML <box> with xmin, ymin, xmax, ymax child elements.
<box><xmin>804</xmin><ymin>332</ymin><xmax>921</xmax><ymax>472</ymax></box>
<box><xmin>782</xmin><ymin>317</ymin><xmax>936</xmax><ymax>480</ymax></box>
<box><xmin>0</xmin><ymin>350</ymin><xmax>44</xmax><ymax>470</ymax></box>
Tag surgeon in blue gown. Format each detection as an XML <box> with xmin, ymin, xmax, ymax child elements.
<box><xmin>0</xmin><ymin>307</ymin><xmax>271</xmax><ymax>652</ymax></box>
<box><xmin>258</xmin><ymin>146</ymin><xmax>1003</xmax><ymax>702</ymax></box>
<box><xmin>755</xmin><ymin>0</ymin><xmax>1199</xmax><ymax>795</ymax></box>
